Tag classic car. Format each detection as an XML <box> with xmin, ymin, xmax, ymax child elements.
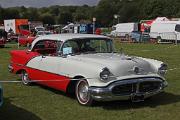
<box><xmin>0</xmin><ymin>37</ymin><xmax>6</xmax><ymax>48</ymax></box>
<box><xmin>18</xmin><ymin>36</ymin><xmax>36</xmax><ymax>46</ymax></box>
<box><xmin>9</xmin><ymin>34</ymin><xmax>168</xmax><ymax>106</ymax></box>
<box><xmin>0</xmin><ymin>84</ymin><xmax>3</xmax><ymax>106</ymax></box>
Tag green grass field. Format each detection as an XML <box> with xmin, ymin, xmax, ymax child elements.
<box><xmin>0</xmin><ymin>42</ymin><xmax>180</xmax><ymax>120</ymax></box>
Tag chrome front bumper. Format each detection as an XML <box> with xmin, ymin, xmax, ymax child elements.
<box><xmin>88</xmin><ymin>77</ymin><xmax>168</xmax><ymax>102</ymax></box>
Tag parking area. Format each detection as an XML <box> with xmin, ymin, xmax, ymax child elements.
<box><xmin>0</xmin><ymin>43</ymin><xmax>180</xmax><ymax>120</ymax></box>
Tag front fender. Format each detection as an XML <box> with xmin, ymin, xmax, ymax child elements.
<box><xmin>137</xmin><ymin>57</ymin><xmax>164</xmax><ymax>72</ymax></box>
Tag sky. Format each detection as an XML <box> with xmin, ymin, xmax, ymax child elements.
<box><xmin>0</xmin><ymin>0</ymin><xmax>100</xmax><ymax>8</ymax></box>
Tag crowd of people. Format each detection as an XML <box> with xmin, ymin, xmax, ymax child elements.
<box><xmin>0</xmin><ymin>29</ymin><xmax>7</xmax><ymax>40</ymax></box>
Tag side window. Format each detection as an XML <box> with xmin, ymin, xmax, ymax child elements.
<box><xmin>62</xmin><ymin>40</ymin><xmax>79</xmax><ymax>55</ymax></box>
<box><xmin>175</xmin><ymin>24</ymin><xmax>180</xmax><ymax>32</ymax></box>
<box><xmin>33</xmin><ymin>41</ymin><xmax>45</xmax><ymax>49</ymax></box>
<box><xmin>32</xmin><ymin>40</ymin><xmax>57</xmax><ymax>55</ymax></box>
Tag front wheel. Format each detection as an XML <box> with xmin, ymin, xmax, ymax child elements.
<box><xmin>21</xmin><ymin>70</ymin><xmax>31</xmax><ymax>85</ymax></box>
<box><xmin>75</xmin><ymin>79</ymin><xmax>93</xmax><ymax>106</ymax></box>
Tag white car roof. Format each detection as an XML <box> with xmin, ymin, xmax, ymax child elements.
<box><xmin>31</xmin><ymin>34</ymin><xmax>110</xmax><ymax>49</ymax></box>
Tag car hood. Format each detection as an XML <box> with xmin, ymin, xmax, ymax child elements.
<box><xmin>69</xmin><ymin>53</ymin><xmax>156</xmax><ymax>77</ymax></box>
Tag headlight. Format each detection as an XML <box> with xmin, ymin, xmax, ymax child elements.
<box><xmin>158</xmin><ymin>64</ymin><xmax>168</xmax><ymax>76</ymax></box>
<box><xmin>100</xmin><ymin>68</ymin><xmax>115</xmax><ymax>81</ymax></box>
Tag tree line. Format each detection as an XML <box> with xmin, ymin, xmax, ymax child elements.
<box><xmin>0</xmin><ymin>0</ymin><xmax>180</xmax><ymax>27</ymax></box>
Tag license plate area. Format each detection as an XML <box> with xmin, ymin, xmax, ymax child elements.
<box><xmin>131</xmin><ymin>94</ymin><xmax>144</xmax><ymax>102</ymax></box>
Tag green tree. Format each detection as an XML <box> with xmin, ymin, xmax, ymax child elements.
<box><xmin>40</xmin><ymin>13</ymin><xmax>55</xmax><ymax>25</ymax></box>
<box><xmin>57</xmin><ymin>12</ymin><xmax>72</xmax><ymax>24</ymax></box>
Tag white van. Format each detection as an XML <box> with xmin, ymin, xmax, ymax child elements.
<box><xmin>111</xmin><ymin>23</ymin><xmax>138</xmax><ymax>37</ymax></box>
<box><xmin>150</xmin><ymin>21</ymin><xmax>180</xmax><ymax>42</ymax></box>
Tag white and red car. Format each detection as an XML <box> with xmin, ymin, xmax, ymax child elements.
<box><xmin>9</xmin><ymin>34</ymin><xmax>168</xmax><ymax>106</ymax></box>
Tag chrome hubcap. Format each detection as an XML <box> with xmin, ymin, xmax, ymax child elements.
<box><xmin>78</xmin><ymin>81</ymin><xmax>89</xmax><ymax>102</ymax></box>
<box><xmin>22</xmin><ymin>72</ymin><xmax>29</xmax><ymax>84</ymax></box>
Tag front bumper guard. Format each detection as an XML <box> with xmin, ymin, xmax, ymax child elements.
<box><xmin>88</xmin><ymin>77</ymin><xmax>168</xmax><ymax>102</ymax></box>
<box><xmin>8</xmin><ymin>64</ymin><xmax>14</xmax><ymax>73</ymax></box>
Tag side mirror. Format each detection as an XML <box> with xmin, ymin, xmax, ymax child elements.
<box><xmin>26</xmin><ymin>49</ymin><xmax>31</xmax><ymax>54</ymax></box>
<box><xmin>42</xmin><ymin>56</ymin><xmax>46</xmax><ymax>58</ymax></box>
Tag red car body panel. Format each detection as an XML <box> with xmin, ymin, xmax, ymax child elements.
<box><xmin>10</xmin><ymin>50</ymin><xmax>71</xmax><ymax>92</ymax></box>
<box><xmin>19</xmin><ymin>36</ymin><xmax>36</xmax><ymax>46</ymax></box>
<box><xmin>10</xmin><ymin>50</ymin><xmax>40</xmax><ymax>73</ymax></box>
<box><xmin>26</xmin><ymin>67</ymin><xmax>70</xmax><ymax>92</ymax></box>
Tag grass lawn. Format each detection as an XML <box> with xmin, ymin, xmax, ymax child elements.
<box><xmin>0</xmin><ymin>42</ymin><xmax>180</xmax><ymax>120</ymax></box>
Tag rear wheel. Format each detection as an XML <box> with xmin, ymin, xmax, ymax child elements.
<box><xmin>157</xmin><ymin>36</ymin><xmax>162</xmax><ymax>43</ymax></box>
<box><xmin>75</xmin><ymin>79</ymin><xmax>93</xmax><ymax>106</ymax></box>
<box><xmin>21</xmin><ymin>70</ymin><xmax>31</xmax><ymax>85</ymax></box>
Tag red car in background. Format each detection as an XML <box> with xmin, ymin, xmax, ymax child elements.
<box><xmin>18</xmin><ymin>36</ymin><xmax>36</xmax><ymax>46</ymax></box>
<box><xmin>0</xmin><ymin>37</ymin><xmax>6</xmax><ymax>48</ymax></box>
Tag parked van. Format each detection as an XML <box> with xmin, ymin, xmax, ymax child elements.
<box><xmin>111</xmin><ymin>23</ymin><xmax>138</xmax><ymax>37</ymax></box>
<box><xmin>150</xmin><ymin>21</ymin><xmax>180</xmax><ymax>42</ymax></box>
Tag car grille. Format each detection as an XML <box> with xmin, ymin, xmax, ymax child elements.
<box><xmin>112</xmin><ymin>83</ymin><xmax>136</xmax><ymax>95</ymax></box>
<box><xmin>112</xmin><ymin>80</ymin><xmax>162</xmax><ymax>95</ymax></box>
<box><xmin>139</xmin><ymin>81</ymin><xmax>162</xmax><ymax>93</ymax></box>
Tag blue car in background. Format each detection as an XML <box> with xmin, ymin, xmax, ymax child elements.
<box><xmin>131</xmin><ymin>31</ymin><xmax>150</xmax><ymax>42</ymax></box>
<box><xmin>0</xmin><ymin>84</ymin><xmax>3</xmax><ymax>106</ymax></box>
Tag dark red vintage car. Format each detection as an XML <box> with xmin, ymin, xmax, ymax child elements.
<box><xmin>18</xmin><ymin>36</ymin><xmax>36</xmax><ymax>46</ymax></box>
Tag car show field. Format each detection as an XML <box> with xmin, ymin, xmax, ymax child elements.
<box><xmin>0</xmin><ymin>42</ymin><xmax>180</xmax><ymax>120</ymax></box>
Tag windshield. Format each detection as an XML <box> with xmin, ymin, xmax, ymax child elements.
<box><xmin>60</xmin><ymin>38</ymin><xmax>113</xmax><ymax>55</ymax></box>
<box><xmin>37</xmin><ymin>32</ymin><xmax>43</xmax><ymax>35</ymax></box>
<box><xmin>45</xmin><ymin>31</ymin><xmax>52</xmax><ymax>35</ymax></box>
<box><xmin>36</xmin><ymin>27</ymin><xmax>45</xmax><ymax>31</ymax></box>
<box><xmin>175</xmin><ymin>24</ymin><xmax>180</xmax><ymax>32</ymax></box>
<box><xmin>19</xmin><ymin>25</ymin><xmax>29</xmax><ymax>31</ymax></box>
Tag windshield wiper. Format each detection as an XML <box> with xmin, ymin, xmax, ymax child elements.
<box><xmin>82</xmin><ymin>51</ymin><xmax>97</xmax><ymax>54</ymax></box>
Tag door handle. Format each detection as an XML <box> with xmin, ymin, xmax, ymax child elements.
<box><xmin>42</xmin><ymin>56</ymin><xmax>46</xmax><ymax>58</ymax></box>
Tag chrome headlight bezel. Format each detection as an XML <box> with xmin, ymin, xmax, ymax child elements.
<box><xmin>158</xmin><ymin>63</ymin><xmax>168</xmax><ymax>76</ymax></box>
<box><xmin>100</xmin><ymin>68</ymin><xmax>115</xmax><ymax>82</ymax></box>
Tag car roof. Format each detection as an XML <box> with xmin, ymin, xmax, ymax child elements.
<box><xmin>31</xmin><ymin>34</ymin><xmax>110</xmax><ymax>49</ymax></box>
